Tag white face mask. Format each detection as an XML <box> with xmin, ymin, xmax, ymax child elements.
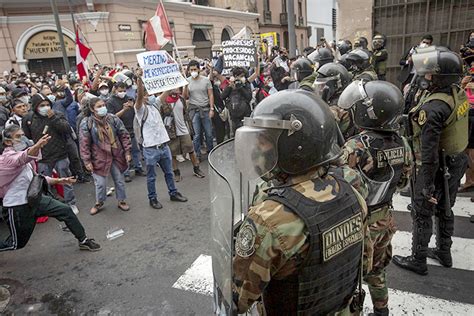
<box><xmin>117</xmin><ymin>92</ymin><xmax>126</xmax><ymax>99</ymax></box>
<box><xmin>419</xmin><ymin>43</ymin><xmax>429</xmax><ymax>48</ymax></box>
<box><xmin>0</xmin><ymin>95</ymin><xmax>6</xmax><ymax>102</ymax></box>
<box><xmin>96</xmin><ymin>106</ymin><xmax>108</xmax><ymax>117</ymax></box>
<box><xmin>100</xmin><ymin>89</ymin><xmax>109</xmax><ymax>96</ymax></box>
<box><xmin>38</xmin><ymin>105</ymin><xmax>51</xmax><ymax>117</ymax></box>
<box><xmin>191</xmin><ymin>71</ymin><xmax>199</xmax><ymax>78</ymax></box>
<box><xmin>47</xmin><ymin>94</ymin><xmax>56</xmax><ymax>102</ymax></box>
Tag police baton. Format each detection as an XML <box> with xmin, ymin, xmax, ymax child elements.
<box><xmin>441</xmin><ymin>149</ymin><xmax>452</xmax><ymax>217</ymax></box>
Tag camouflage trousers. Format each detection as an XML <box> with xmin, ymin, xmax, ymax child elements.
<box><xmin>363</xmin><ymin>206</ymin><xmax>396</xmax><ymax>309</ymax></box>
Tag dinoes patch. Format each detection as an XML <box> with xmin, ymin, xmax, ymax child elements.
<box><xmin>418</xmin><ymin>110</ymin><xmax>427</xmax><ymax>125</ymax></box>
<box><xmin>322</xmin><ymin>213</ymin><xmax>363</xmax><ymax>261</ymax></box>
<box><xmin>235</xmin><ymin>222</ymin><xmax>257</xmax><ymax>258</ymax></box>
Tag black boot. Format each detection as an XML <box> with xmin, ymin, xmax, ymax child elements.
<box><xmin>368</xmin><ymin>307</ymin><xmax>389</xmax><ymax>316</ymax></box>
<box><xmin>427</xmin><ymin>248</ymin><xmax>452</xmax><ymax>267</ymax></box>
<box><xmin>392</xmin><ymin>255</ymin><xmax>428</xmax><ymax>275</ymax></box>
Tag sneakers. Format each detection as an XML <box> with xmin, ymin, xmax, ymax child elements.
<box><xmin>170</xmin><ymin>192</ymin><xmax>188</xmax><ymax>202</ymax></box>
<box><xmin>176</xmin><ymin>154</ymin><xmax>186</xmax><ymax>163</ymax></box>
<box><xmin>125</xmin><ymin>175</ymin><xmax>132</xmax><ymax>183</ymax></box>
<box><xmin>135</xmin><ymin>169</ymin><xmax>146</xmax><ymax>177</ymax></box>
<box><xmin>70</xmin><ymin>205</ymin><xmax>80</xmax><ymax>215</ymax></box>
<box><xmin>149</xmin><ymin>198</ymin><xmax>163</xmax><ymax>209</ymax></box>
<box><xmin>174</xmin><ymin>169</ymin><xmax>182</xmax><ymax>182</ymax></box>
<box><xmin>193</xmin><ymin>166</ymin><xmax>205</xmax><ymax>178</ymax></box>
<box><xmin>79</xmin><ymin>238</ymin><xmax>101</xmax><ymax>251</ymax></box>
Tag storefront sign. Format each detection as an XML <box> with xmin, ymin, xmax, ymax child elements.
<box><xmin>221</xmin><ymin>39</ymin><xmax>257</xmax><ymax>75</ymax></box>
<box><xmin>118</xmin><ymin>24</ymin><xmax>132</xmax><ymax>32</ymax></box>
<box><xmin>136</xmin><ymin>50</ymin><xmax>188</xmax><ymax>94</ymax></box>
<box><xmin>24</xmin><ymin>31</ymin><xmax>75</xmax><ymax>59</ymax></box>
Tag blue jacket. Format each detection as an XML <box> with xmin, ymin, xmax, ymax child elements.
<box><xmin>52</xmin><ymin>88</ymin><xmax>73</xmax><ymax>116</ymax></box>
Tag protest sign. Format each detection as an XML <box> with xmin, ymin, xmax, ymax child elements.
<box><xmin>136</xmin><ymin>50</ymin><xmax>188</xmax><ymax>94</ymax></box>
<box><xmin>221</xmin><ymin>39</ymin><xmax>257</xmax><ymax>75</ymax></box>
<box><xmin>260</xmin><ymin>32</ymin><xmax>277</xmax><ymax>55</ymax></box>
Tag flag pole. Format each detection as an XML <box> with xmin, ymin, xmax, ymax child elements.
<box><xmin>159</xmin><ymin>0</ymin><xmax>185</xmax><ymax>72</ymax></box>
<box><xmin>76</xmin><ymin>23</ymin><xmax>101</xmax><ymax>65</ymax></box>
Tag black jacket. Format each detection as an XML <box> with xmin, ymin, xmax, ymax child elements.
<box><xmin>23</xmin><ymin>111</ymin><xmax>71</xmax><ymax>164</ymax></box>
<box><xmin>106</xmin><ymin>95</ymin><xmax>135</xmax><ymax>133</ymax></box>
<box><xmin>0</xmin><ymin>105</ymin><xmax>10</xmax><ymax>129</ymax></box>
<box><xmin>221</xmin><ymin>82</ymin><xmax>252</xmax><ymax>120</ymax></box>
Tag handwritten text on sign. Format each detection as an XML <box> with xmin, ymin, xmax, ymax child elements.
<box><xmin>136</xmin><ymin>51</ymin><xmax>188</xmax><ymax>94</ymax></box>
<box><xmin>222</xmin><ymin>39</ymin><xmax>257</xmax><ymax>75</ymax></box>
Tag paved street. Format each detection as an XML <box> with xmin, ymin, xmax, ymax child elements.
<box><xmin>1</xmin><ymin>160</ymin><xmax>474</xmax><ymax>315</ymax></box>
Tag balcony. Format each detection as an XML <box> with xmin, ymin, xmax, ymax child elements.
<box><xmin>264</xmin><ymin>10</ymin><xmax>272</xmax><ymax>24</ymax></box>
<box><xmin>280</xmin><ymin>13</ymin><xmax>296</xmax><ymax>26</ymax></box>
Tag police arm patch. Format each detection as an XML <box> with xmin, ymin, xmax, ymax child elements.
<box><xmin>235</xmin><ymin>221</ymin><xmax>257</xmax><ymax>258</ymax></box>
<box><xmin>418</xmin><ymin>110</ymin><xmax>427</xmax><ymax>125</ymax></box>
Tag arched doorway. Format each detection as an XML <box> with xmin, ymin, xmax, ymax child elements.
<box><xmin>16</xmin><ymin>24</ymin><xmax>76</xmax><ymax>73</ymax></box>
<box><xmin>192</xmin><ymin>29</ymin><xmax>212</xmax><ymax>59</ymax></box>
<box><xmin>221</xmin><ymin>27</ymin><xmax>232</xmax><ymax>42</ymax></box>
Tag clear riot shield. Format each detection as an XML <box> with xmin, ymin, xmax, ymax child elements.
<box><xmin>209</xmin><ymin>139</ymin><xmax>257</xmax><ymax>315</ymax></box>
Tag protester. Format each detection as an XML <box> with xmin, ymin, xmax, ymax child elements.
<box><xmin>5</xmin><ymin>99</ymin><xmax>28</xmax><ymax>128</ymax></box>
<box><xmin>106</xmin><ymin>82</ymin><xmax>145</xmax><ymax>182</ymax></box>
<box><xmin>0</xmin><ymin>86</ymin><xmax>10</xmax><ymax>129</ymax></box>
<box><xmin>183</xmin><ymin>60</ymin><xmax>215</xmax><ymax>160</ymax></box>
<box><xmin>398</xmin><ymin>34</ymin><xmax>433</xmax><ymax>88</ymax></box>
<box><xmin>159</xmin><ymin>88</ymin><xmax>205</xmax><ymax>182</ymax></box>
<box><xmin>134</xmin><ymin>68</ymin><xmax>187</xmax><ymax>209</ymax></box>
<box><xmin>22</xmin><ymin>93</ymin><xmax>79</xmax><ymax>214</ymax></box>
<box><xmin>0</xmin><ymin>125</ymin><xmax>100</xmax><ymax>252</ymax></box>
<box><xmin>80</xmin><ymin>97</ymin><xmax>131</xmax><ymax>215</ymax></box>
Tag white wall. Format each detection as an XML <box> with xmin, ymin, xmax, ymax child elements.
<box><xmin>307</xmin><ymin>0</ymin><xmax>336</xmax><ymax>46</ymax></box>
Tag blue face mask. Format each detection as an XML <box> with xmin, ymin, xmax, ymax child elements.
<box><xmin>96</xmin><ymin>106</ymin><xmax>108</xmax><ymax>117</ymax></box>
<box><xmin>147</xmin><ymin>95</ymin><xmax>156</xmax><ymax>105</ymax></box>
<box><xmin>47</xmin><ymin>94</ymin><xmax>56</xmax><ymax>102</ymax></box>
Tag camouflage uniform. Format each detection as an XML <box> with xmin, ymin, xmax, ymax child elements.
<box><xmin>233</xmin><ymin>166</ymin><xmax>369</xmax><ymax>315</ymax></box>
<box><xmin>330</xmin><ymin>106</ymin><xmax>359</xmax><ymax>140</ymax></box>
<box><xmin>341</xmin><ymin>133</ymin><xmax>413</xmax><ymax>310</ymax></box>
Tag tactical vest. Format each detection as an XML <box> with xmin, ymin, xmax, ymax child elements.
<box><xmin>372</xmin><ymin>49</ymin><xmax>387</xmax><ymax>76</ymax></box>
<box><xmin>354</xmin><ymin>69</ymin><xmax>378</xmax><ymax>81</ymax></box>
<box><xmin>263</xmin><ymin>173</ymin><xmax>363</xmax><ymax>315</ymax></box>
<box><xmin>351</xmin><ymin>131</ymin><xmax>405</xmax><ymax>211</ymax></box>
<box><xmin>410</xmin><ymin>87</ymin><xmax>469</xmax><ymax>158</ymax></box>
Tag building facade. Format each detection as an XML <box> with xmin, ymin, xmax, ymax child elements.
<box><xmin>0</xmin><ymin>0</ymin><xmax>259</xmax><ymax>73</ymax></box>
<box><xmin>307</xmin><ymin>0</ymin><xmax>336</xmax><ymax>46</ymax></box>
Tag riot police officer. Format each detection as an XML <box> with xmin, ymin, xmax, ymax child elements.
<box><xmin>288</xmin><ymin>57</ymin><xmax>314</xmax><ymax>90</ymax></box>
<box><xmin>230</xmin><ymin>90</ymin><xmax>368</xmax><ymax>315</ymax></box>
<box><xmin>337</xmin><ymin>39</ymin><xmax>353</xmax><ymax>56</ymax></box>
<box><xmin>312</xmin><ymin>62</ymin><xmax>352</xmax><ymax>105</ymax></box>
<box><xmin>346</xmin><ymin>49</ymin><xmax>378</xmax><ymax>81</ymax></box>
<box><xmin>338</xmin><ymin>80</ymin><xmax>413</xmax><ymax>316</ymax></box>
<box><xmin>308</xmin><ymin>47</ymin><xmax>334</xmax><ymax>69</ymax></box>
<box><xmin>371</xmin><ymin>34</ymin><xmax>389</xmax><ymax>80</ymax></box>
<box><xmin>393</xmin><ymin>46</ymin><xmax>469</xmax><ymax>274</ymax></box>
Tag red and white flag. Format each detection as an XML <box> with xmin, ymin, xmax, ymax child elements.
<box><xmin>75</xmin><ymin>26</ymin><xmax>91</xmax><ymax>83</ymax></box>
<box><xmin>145</xmin><ymin>1</ymin><xmax>173</xmax><ymax>50</ymax></box>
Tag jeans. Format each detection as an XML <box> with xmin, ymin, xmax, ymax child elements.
<box><xmin>125</xmin><ymin>134</ymin><xmax>143</xmax><ymax>177</ymax></box>
<box><xmin>0</xmin><ymin>195</ymin><xmax>86</xmax><ymax>251</ymax></box>
<box><xmin>38</xmin><ymin>158</ymin><xmax>76</xmax><ymax>205</ymax></box>
<box><xmin>191</xmin><ymin>110</ymin><xmax>213</xmax><ymax>156</ymax></box>
<box><xmin>92</xmin><ymin>162</ymin><xmax>127</xmax><ymax>203</ymax></box>
<box><xmin>143</xmin><ymin>144</ymin><xmax>177</xmax><ymax>200</ymax></box>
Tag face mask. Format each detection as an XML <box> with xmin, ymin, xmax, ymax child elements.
<box><xmin>268</xmin><ymin>81</ymin><xmax>274</xmax><ymax>88</ymax></box>
<box><xmin>20</xmin><ymin>96</ymin><xmax>30</xmax><ymax>104</ymax></box>
<box><xmin>117</xmin><ymin>92</ymin><xmax>126</xmax><ymax>99</ymax></box>
<box><xmin>240</xmin><ymin>77</ymin><xmax>246</xmax><ymax>84</ymax></box>
<box><xmin>38</xmin><ymin>105</ymin><xmax>51</xmax><ymax>116</ymax></box>
<box><xmin>13</xmin><ymin>136</ymin><xmax>33</xmax><ymax>152</ymax></box>
<box><xmin>96</xmin><ymin>106</ymin><xmax>108</xmax><ymax>117</ymax></box>
<box><xmin>0</xmin><ymin>95</ymin><xmax>6</xmax><ymax>102</ymax></box>
<box><xmin>148</xmin><ymin>95</ymin><xmax>156</xmax><ymax>105</ymax></box>
<box><xmin>100</xmin><ymin>89</ymin><xmax>109</xmax><ymax>96</ymax></box>
<box><xmin>47</xmin><ymin>95</ymin><xmax>56</xmax><ymax>102</ymax></box>
<box><xmin>419</xmin><ymin>43</ymin><xmax>429</xmax><ymax>49</ymax></box>
<box><xmin>131</xmin><ymin>84</ymin><xmax>137</xmax><ymax>90</ymax></box>
<box><xmin>191</xmin><ymin>71</ymin><xmax>199</xmax><ymax>78</ymax></box>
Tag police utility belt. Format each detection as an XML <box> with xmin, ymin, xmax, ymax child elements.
<box><xmin>144</xmin><ymin>142</ymin><xmax>168</xmax><ymax>150</ymax></box>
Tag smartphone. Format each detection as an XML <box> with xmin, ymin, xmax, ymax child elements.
<box><xmin>42</xmin><ymin>125</ymin><xmax>49</xmax><ymax>135</ymax></box>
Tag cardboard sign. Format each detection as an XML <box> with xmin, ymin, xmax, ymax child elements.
<box><xmin>136</xmin><ymin>50</ymin><xmax>188</xmax><ymax>94</ymax></box>
<box><xmin>221</xmin><ymin>39</ymin><xmax>257</xmax><ymax>75</ymax></box>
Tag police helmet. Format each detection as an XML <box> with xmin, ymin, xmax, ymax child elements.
<box><xmin>372</xmin><ymin>34</ymin><xmax>386</xmax><ymax>50</ymax></box>
<box><xmin>290</xmin><ymin>57</ymin><xmax>314</xmax><ymax>82</ymax></box>
<box><xmin>412</xmin><ymin>46</ymin><xmax>463</xmax><ymax>88</ymax></box>
<box><xmin>308</xmin><ymin>47</ymin><xmax>334</xmax><ymax>67</ymax></box>
<box><xmin>313</xmin><ymin>63</ymin><xmax>352</xmax><ymax>102</ymax></box>
<box><xmin>337</xmin><ymin>40</ymin><xmax>352</xmax><ymax>55</ymax></box>
<box><xmin>346</xmin><ymin>49</ymin><xmax>371</xmax><ymax>71</ymax></box>
<box><xmin>338</xmin><ymin>80</ymin><xmax>403</xmax><ymax>131</ymax></box>
<box><xmin>235</xmin><ymin>90</ymin><xmax>341</xmax><ymax>179</ymax></box>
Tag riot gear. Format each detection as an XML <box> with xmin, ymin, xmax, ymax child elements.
<box><xmin>412</xmin><ymin>46</ymin><xmax>463</xmax><ymax>89</ymax></box>
<box><xmin>313</xmin><ymin>62</ymin><xmax>352</xmax><ymax>103</ymax></box>
<box><xmin>235</xmin><ymin>90</ymin><xmax>341</xmax><ymax>179</ymax></box>
<box><xmin>337</xmin><ymin>40</ymin><xmax>352</xmax><ymax>55</ymax></box>
<box><xmin>354</xmin><ymin>37</ymin><xmax>369</xmax><ymax>50</ymax></box>
<box><xmin>372</xmin><ymin>34</ymin><xmax>386</xmax><ymax>50</ymax></box>
<box><xmin>290</xmin><ymin>57</ymin><xmax>314</xmax><ymax>82</ymax></box>
<box><xmin>346</xmin><ymin>49</ymin><xmax>371</xmax><ymax>72</ymax></box>
<box><xmin>338</xmin><ymin>80</ymin><xmax>404</xmax><ymax>131</ymax></box>
<box><xmin>308</xmin><ymin>47</ymin><xmax>334</xmax><ymax>68</ymax></box>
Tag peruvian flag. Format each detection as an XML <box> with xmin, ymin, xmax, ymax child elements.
<box><xmin>145</xmin><ymin>1</ymin><xmax>173</xmax><ymax>50</ymax></box>
<box><xmin>75</xmin><ymin>26</ymin><xmax>91</xmax><ymax>83</ymax></box>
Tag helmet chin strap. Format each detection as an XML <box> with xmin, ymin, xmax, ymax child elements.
<box><xmin>357</xmin><ymin>80</ymin><xmax>378</xmax><ymax>120</ymax></box>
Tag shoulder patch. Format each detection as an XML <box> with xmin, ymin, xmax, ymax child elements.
<box><xmin>235</xmin><ymin>221</ymin><xmax>257</xmax><ymax>258</ymax></box>
<box><xmin>418</xmin><ymin>110</ymin><xmax>427</xmax><ymax>125</ymax></box>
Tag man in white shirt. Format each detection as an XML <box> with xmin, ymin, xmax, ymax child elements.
<box><xmin>134</xmin><ymin>69</ymin><xmax>188</xmax><ymax>209</ymax></box>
